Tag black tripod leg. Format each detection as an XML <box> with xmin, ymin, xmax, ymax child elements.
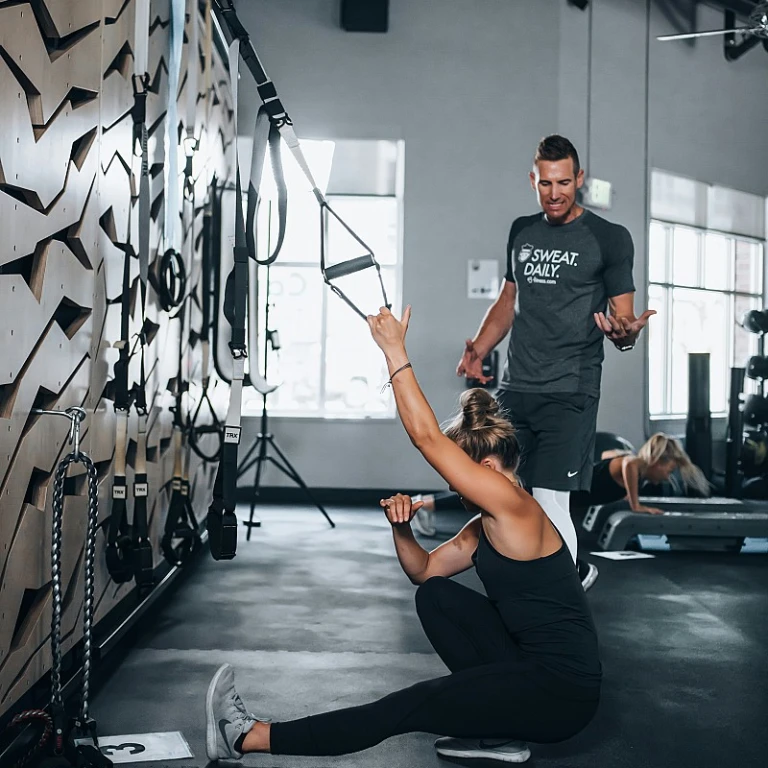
<box><xmin>237</xmin><ymin>436</ymin><xmax>263</xmax><ymax>478</ymax></box>
<box><xmin>266</xmin><ymin>437</ymin><xmax>335</xmax><ymax>528</ymax></box>
<box><xmin>240</xmin><ymin>436</ymin><xmax>265</xmax><ymax>540</ymax></box>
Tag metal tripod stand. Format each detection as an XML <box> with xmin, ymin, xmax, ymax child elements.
<box><xmin>237</xmin><ymin>250</ymin><xmax>335</xmax><ymax>536</ymax></box>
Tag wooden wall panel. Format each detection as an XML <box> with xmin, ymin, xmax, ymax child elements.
<box><xmin>0</xmin><ymin>0</ymin><xmax>234</xmax><ymax>718</ymax></box>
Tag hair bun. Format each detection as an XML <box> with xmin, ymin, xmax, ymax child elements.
<box><xmin>460</xmin><ymin>388</ymin><xmax>500</xmax><ymax>429</ymax></box>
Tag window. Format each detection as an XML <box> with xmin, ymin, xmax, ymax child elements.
<box><xmin>242</xmin><ymin>139</ymin><xmax>403</xmax><ymax>419</ymax></box>
<box><xmin>648</xmin><ymin>171</ymin><xmax>766</xmax><ymax>418</ymax></box>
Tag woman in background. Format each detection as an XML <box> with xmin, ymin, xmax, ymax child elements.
<box><xmin>588</xmin><ymin>432</ymin><xmax>711</xmax><ymax>513</ymax></box>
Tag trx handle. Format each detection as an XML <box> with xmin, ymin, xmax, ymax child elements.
<box><xmin>323</xmin><ymin>254</ymin><xmax>376</xmax><ymax>281</ymax></box>
<box><xmin>153</xmin><ymin>248</ymin><xmax>187</xmax><ymax>311</ymax></box>
<box><xmin>320</xmin><ymin>203</ymin><xmax>391</xmax><ymax>320</ymax></box>
<box><xmin>161</xmin><ymin>429</ymin><xmax>202</xmax><ymax>566</ymax></box>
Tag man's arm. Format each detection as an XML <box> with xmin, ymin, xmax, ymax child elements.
<box><xmin>596</xmin><ymin>292</ymin><xmax>655</xmax><ymax>349</ymax></box>
<box><xmin>470</xmin><ymin>279</ymin><xmax>516</xmax><ymax>359</ymax></box>
<box><xmin>593</xmin><ymin>222</ymin><xmax>655</xmax><ymax>348</ymax></box>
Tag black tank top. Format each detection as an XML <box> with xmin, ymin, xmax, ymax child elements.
<box><xmin>590</xmin><ymin>458</ymin><xmax>627</xmax><ymax>504</ymax></box>
<box><xmin>472</xmin><ymin>524</ymin><xmax>602</xmax><ymax>693</ymax></box>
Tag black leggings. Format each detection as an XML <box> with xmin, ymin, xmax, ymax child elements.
<box><xmin>269</xmin><ymin>577</ymin><xmax>599</xmax><ymax>756</ymax></box>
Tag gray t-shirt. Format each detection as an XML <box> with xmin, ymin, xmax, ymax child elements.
<box><xmin>500</xmin><ymin>209</ymin><xmax>635</xmax><ymax>397</ymax></box>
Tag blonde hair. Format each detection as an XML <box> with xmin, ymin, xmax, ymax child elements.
<box><xmin>442</xmin><ymin>389</ymin><xmax>520</xmax><ymax>470</ymax></box>
<box><xmin>638</xmin><ymin>433</ymin><xmax>711</xmax><ymax>497</ymax></box>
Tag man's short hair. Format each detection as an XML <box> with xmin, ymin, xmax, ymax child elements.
<box><xmin>534</xmin><ymin>135</ymin><xmax>581</xmax><ymax>177</ymax></box>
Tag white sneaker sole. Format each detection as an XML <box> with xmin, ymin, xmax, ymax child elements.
<box><xmin>206</xmin><ymin>663</ymin><xmax>231</xmax><ymax>761</ymax></box>
<box><xmin>436</xmin><ymin>744</ymin><xmax>531</xmax><ymax>763</ymax></box>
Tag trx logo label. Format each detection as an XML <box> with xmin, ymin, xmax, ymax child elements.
<box><xmin>112</xmin><ymin>486</ymin><xmax>127</xmax><ymax>499</ymax></box>
<box><xmin>134</xmin><ymin>483</ymin><xmax>148</xmax><ymax>497</ymax></box>
<box><xmin>518</xmin><ymin>245</ymin><xmax>579</xmax><ymax>285</ymax></box>
<box><xmin>224</xmin><ymin>427</ymin><xmax>241</xmax><ymax>444</ymax></box>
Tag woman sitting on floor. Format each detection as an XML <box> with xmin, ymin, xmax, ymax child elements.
<box><xmin>205</xmin><ymin>305</ymin><xmax>602</xmax><ymax>765</ymax></box>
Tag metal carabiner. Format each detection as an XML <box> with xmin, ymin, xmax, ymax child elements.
<box><xmin>33</xmin><ymin>406</ymin><xmax>87</xmax><ymax>459</ymax></box>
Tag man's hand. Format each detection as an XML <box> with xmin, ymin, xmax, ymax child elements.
<box><xmin>456</xmin><ymin>339</ymin><xmax>493</xmax><ymax>384</ymax></box>
<box><xmin>594</xmin><ymin>309</ymin><xmax>656</xmax><ymax>348</ymax></box>
<box><xmin>380</xmin><ymin>493</ymin><xmax>425</xmax><ymax>525</ymax></box>
<box><xmin>367</xmin><ymin>305</ymin><xmax>411</xmax><ymax>354</ymax></box>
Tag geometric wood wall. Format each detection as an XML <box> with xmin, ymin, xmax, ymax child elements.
<box><xmin>0</xmin><ymin>0</ymin><xmax>233</xmax><ymax>718</ymax></box>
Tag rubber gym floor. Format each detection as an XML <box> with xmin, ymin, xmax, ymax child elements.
<box><xmin>93</xmin><ymin>504</ymin><xmax>768</xmax><ymax>768</ymax></box>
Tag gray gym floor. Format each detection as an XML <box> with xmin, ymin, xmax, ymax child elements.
<box><xmin>92</xmin><ymin>504</ymin><xmax>768</xmax><ymax>768</ymax></box>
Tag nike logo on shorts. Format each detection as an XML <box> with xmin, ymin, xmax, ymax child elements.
<box><xmin>567</xmin><ymin>471</ymin><xmax>579</xmax><ymax>477</ymax></box>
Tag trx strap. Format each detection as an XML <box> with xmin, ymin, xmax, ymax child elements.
<box><xmin>241</xmin><ymin>107</ymin><xmax>285</xmax><ymax>395</ymax></box>
<box><xmin>246</xmin><ymin>106</ymin><xmax>287</xmax><ymax>266</ymax></box>
<box><xmin>161</xmin><ymin>0</ymin><xmax>186</xmax><ymax>300</ymax></box>
<box><xmin>161</xmin><ymin>269</ymin><xmax>201</xmax><ymax>566</ymax></box>
<box><xmin>162</xmin><ymin>0</ymin><xmax>203</xmax><ymax>566</ymax></box>
<box><xmin>106</xmin><ymin>270</ymin><xmax>132</xmax><ymax>586</ymax></box>
<box><xmin>188</xmin><ymin>177</ymin><xmax>224</xmax><ymax>462</ymax></box>
<box><xmin>132</xmin><ymin>0</ymin><xmax>154</xmax><ymax>594</ymax></box>
<box><xmin>106</xmin><ymin>113</ymin><xmax>141</xmax><ymax>584</ymax></box>
<box><xmin>213</xmin><ymin>0</ymin><xmax>391</xmax><ymax>319</ymax></box>
<box><xmin>131</xmin><ymin>346</ymin><xmax>153</xmax><ymax>594</ymax></box>
<box><xmin>107</xmin><ymin>0</ymin><xmax>156</xmax><ymax>590</ymax></box>
<box><xmin>206</xmin><ymin>39</ymin><xmax>249</xmax><ymax>561</ymax></box>
<box><xmin>184</xmin><ymin>0</ymin><xmax>200</xmax><ymax>200</ymax></box>
<box><xmin>183</xmin><ymin>18</ymin><xmax>224</xmax><ymax>463</ymax></box>
<box><xmin>160</xmin><ymin>424</ymin><xmax>202</xmax><ymax>566</ymax></box>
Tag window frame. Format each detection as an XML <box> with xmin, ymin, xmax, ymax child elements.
<box><xmin>647</xmin><ymin>218</ymin><xmax>765</xmax><ymax>421</ymax></box>
<box><xmin>243</xmin><ymin>191</ymin><xmax>404</xmax><ymax>421</ymax></box>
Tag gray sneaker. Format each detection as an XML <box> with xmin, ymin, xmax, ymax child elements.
<box><xmin>411</xmin><ymin>501</ymin><xmax>437</xmax><ymax>537</ymax></box>
<box><xmin>205</xmin><ymin>663</ymin><xmax>261</xmax><ymax>761</ymax></box>
<box><xmin>435</xmin><ymin>737</ymin><xmax>531</xmax><ymax>763</ymax></box>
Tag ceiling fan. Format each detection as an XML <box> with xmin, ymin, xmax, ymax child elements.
<box><xmin>657</xmin><ymin>1</ymin><xmax>768</xmax><ymax>40</ymax></box>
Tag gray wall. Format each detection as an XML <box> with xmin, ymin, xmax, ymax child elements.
<box><xmin>237</xmin><ymin>0</ymin><xmax>768</xmax><ymax>490</ymax></box>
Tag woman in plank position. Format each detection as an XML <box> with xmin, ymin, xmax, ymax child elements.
<box><xmin>589</xmin><ymin>432</ymin><xmax>710</xmax><ymax>513</ymax></box>
<box><xmin>205</xmin><ymin>305</ymin><xmax>601</xmax><ymax>764</ymax></box>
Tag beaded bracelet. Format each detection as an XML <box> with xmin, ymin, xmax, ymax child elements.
<box><xmin>380</xmin><ymin>362</ymin><xmax>412</xmax><ymax>393</ymax></box>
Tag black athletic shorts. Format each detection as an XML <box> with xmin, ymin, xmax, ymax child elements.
<box><xmin>495</xmin><ymin>389</ymin><xmax>599</xmax><ymax>493</ymax></box>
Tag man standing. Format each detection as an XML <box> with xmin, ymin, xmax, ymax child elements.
<box><xmin>453</xmin><ymin>135</ymin><xmax>654</xmax><ymax>589</ymax></box>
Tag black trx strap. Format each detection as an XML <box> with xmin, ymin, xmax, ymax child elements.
<box><xmin>206</xmin><ymin>39</ymin><xmax>251</xmax><ymax>561</ymax></box>
<box><xmin>160</xmin><ymin>418</ymin><xmax>202</xmax><ymax>566</ymax></box>
<box><xmin>188</xmin><ymin>178</ymin><xmax>224</xmax><ymax>462</ymax></box>
<box><xmin>213</xmin><ymin>0</ymin><xmax>390</xmax><ymax>319</ymax></box>
<box><xmin>106</xmin><ymin>200</ymin><xmax>136</xmax><ymax>585</ymax></box>
<box><xmin>131</xmin><ymin>343</ymin><xmax>153</xmax><ymax>593</ymax></box>
<box><xmin>131</xmin><ymin>0</ymin><xmax>154</xmax><ymax>595</ymax></box>
<box><xmin>161</xmin><ymin>0</ymin><xmax>203</xmax><ymax>567</ymax></box>
<box><xmin>161</xmin><ymin>274</ymin><xmax>201</xmax><ymax>567</ymax></box>
<box><xmin>246</xmin><ymin>106</ymin><xmax>287</xmax><ymax>267</ymax></box>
